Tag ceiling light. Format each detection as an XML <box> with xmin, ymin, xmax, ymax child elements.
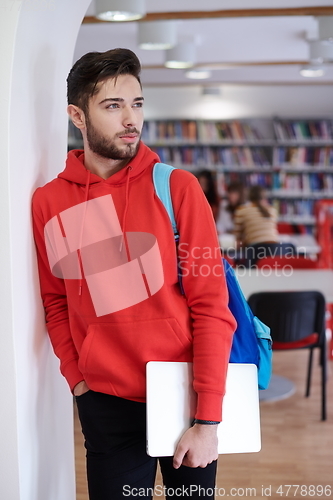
<box><xmin>300</xmin><ymin>64</ymin><xmax>326</xmax><ymax>78</ymax></box>
<box><xmin>309</xmin><ymin>39</ymin><xmax>333</xmax><ymax>62</ymax></box>
<box><xmin>317</xmin><ymin>16</ymin><xmax>333</xmax><ymax>41</ymax></box>
<box><xmin>185</xmin><ymin>69</ymin><xmax>211</xmax><ymax>80</ymax></box>
<box><xmin>165</xmin><ymin>41</ymin><xmax>196</xmax><ymax>69</ymax></box>
<box><xmin>95</xmin><ymin>0</ymin><xmax>146</xmax><ymax>22</ymax></box>
<box><xmin>138</xmin><ymin>21</ymin><xmax>177</xmax><ymax>50</ymax></box>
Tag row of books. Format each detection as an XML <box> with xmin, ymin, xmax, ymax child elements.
<box><xmin>141</xmin><ymin>119</ymin><xmax>333</xmax><ymax>144</ymax></box>
<box><xmin>142</xmin><ymin>120</ymin><xmax>264</xmax><ymax>143</ymax></box>
<box><xmin>68</xmin><ymin>119</ymin><xmax>333</xmax><ymax>148</ymax></box>
<box><xmin>152</xmin><ymin>146</ymin><xmax>270</xmax><ymax>167</ymax></box>
<box><xmin>152</xmin><ymin>145</ymin><xmax>333</xmax><ymax>169</ymax></box>
<box><xmin>219</xmin><ymin>171</ymin><xmax>333</xmax><ymax>195</ymax></box>
<box><xmin>272</xmin><ymin>199</ymin><xmax>316</xmax><ymax>219</ymax></box>
<box><xmin>271</xmin><ymin>172</ymin><xmax>333</xmax><ymax>192</ymax></box>
<box><xmin>272</xmin><ymin>146</ymin><xmax>333</xmax><ymax>167</ymax></box>
<box><xmin>273</xmin><ymin>120</ymin><xmax>333</xmax><ymax>142</ymax></box>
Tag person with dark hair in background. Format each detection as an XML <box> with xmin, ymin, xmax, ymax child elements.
<box><xmin>32</xmin><ymin>48</ymin><xmax>235</xmax><ymax>500</ymax></box>
<box><xmin>234</xmin><ymin>185</ymin><xmax>278</xmax><ymax>246</ymax></box>
<box><xmin>233</xmin><ymin>185</ymin><xmax>279</xmax><ymax>267</ymax></box>
<box><xmin>196</xmin><ymin>169</ymin><xmax>220</xmax><ymax>221</ymax></box>
<box><xmin>217</xmin><ymin>181</ymin><xmax>247</xmax><ymax>235</ymax></box>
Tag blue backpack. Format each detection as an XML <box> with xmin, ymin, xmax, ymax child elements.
<box><xmin>153</xmin><ymin>162</ymin><xmax>272</xmax><ymax>390</ymax></box>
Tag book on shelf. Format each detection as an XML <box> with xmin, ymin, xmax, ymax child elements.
<box><xmin>215</xmin><ymin>122</ymin><xmax>233</xmax><ymax>141</ymax></box>
<box><xmin>273</xmin><ymin>119</ymin><xmax>333</xmax><ymax>142</ymax></box>
<box><xmin>150</xmin><ymin>145</ymin><xmax>270</xmax><ymax>169</ymax></box>
<box><xmin>273</xmin><ymin>146</ymin><xmax>333</xmax><ymax>167</ymax></box>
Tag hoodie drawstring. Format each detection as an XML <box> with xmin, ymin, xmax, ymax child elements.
<box><xmin>78</xmin><ymin>170</ymin><xmax>91</xmax><ymax>295</ymax></box>
<box><xmin>120</xmin><ymin>165</ymin><xmax>132</xmax><ymax>260</ymax></box>
<box><xmin>77</xmin><ymin>166</ymin><xmax>132</xmax><ymax>296</ymax></box>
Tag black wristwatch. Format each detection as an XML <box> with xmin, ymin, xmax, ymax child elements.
<box><xmin>192</xmin><ymin>419</ymin><xmax>220</xmax><ymax>425</ymax></box>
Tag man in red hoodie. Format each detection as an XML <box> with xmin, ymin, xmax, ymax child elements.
<box><xmin>32</xmin><ymin>48</ymin><xmax>236</xmax><ymax>499</ymax></box>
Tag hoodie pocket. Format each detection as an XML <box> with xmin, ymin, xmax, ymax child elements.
<box><xmin>78</xmin><ymin>318</ymin><xmax>192</xmax><ymax>397</ymax></box>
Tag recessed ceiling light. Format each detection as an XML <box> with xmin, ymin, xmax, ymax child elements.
<box><xmin>185</xmin><ymin>70</ymin><xmax>211</xmax><ymax>80</ymax></box>
<box><xmin>165</xmin><ymin>61</ymin><xmax>194</xmax><ymax>69</ymax></box>
<box><xmin>300</xmin><ymin>64</ymin><xmax>326</xmax><ymax>78</ymax></box>
<box><xmin>95</xmin><ymin>0</ymin><xmax>146</xmax><ymax>22</ymax></box>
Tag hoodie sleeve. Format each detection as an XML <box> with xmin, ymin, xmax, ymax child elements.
<box><xmin>32</xmin><ymin>189</ymin><xmax>84</xmax><ymax>392</ymax></box>
<box><xmin>170</xmin><ymin>171</ymin><xmax>237</xmax><ymax>422</ymax></box>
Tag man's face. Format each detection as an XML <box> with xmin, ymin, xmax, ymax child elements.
<box><xmin>85</xmin><ymin>74</ymin><xmax>144</xmax><ymax>160</ymax></box>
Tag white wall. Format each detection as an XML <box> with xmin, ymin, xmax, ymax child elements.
<box><xmin>0</xmin><ymin>5</ymin><xmax>21</xmax><ymax>499</ymax></box>
<box><xmin>0</xmin><ymin>0</ymin><xmax>91</xmax><ymax>498</ymax></box>
<box><xmin>143</xmin><ymin>84</ymin><xmax>333</xmax><ymax>120</ymax></box>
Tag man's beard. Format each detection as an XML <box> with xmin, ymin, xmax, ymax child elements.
<box><xmin>86</xmin><ymin>116</ymin><xmax>141</xmax><ymax>160</ymax></box>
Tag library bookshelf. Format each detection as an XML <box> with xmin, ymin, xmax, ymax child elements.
<box><xmin>141</xmin><ymin>117</ymin><xmax>333</xmax><ymax>231</ymax></box>
<box><xmin>68</xmin><ymin>117</ymin><xmax>333</xmax><ymax>232</ymax></box>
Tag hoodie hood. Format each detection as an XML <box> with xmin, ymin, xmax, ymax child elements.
<box><xmin>58</xmin><ymin>141</ymin><xmax>160</xmax><ymax>186</ymax></box>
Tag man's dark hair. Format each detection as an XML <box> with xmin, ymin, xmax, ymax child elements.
<box><xmin>67</xmin><ymin>48</ymin><xmax>142</xmax><ymax>113</ymax></box>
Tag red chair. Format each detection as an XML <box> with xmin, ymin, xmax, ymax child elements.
<box><xmin>277</xmin><ymin>222</ymin><xmax>306</xmax><ymax>235</ymax></box>
<box><xmin>256</xmin><ymin>256</ymin><xmax>318</xmax><ymax>269</ymax></box>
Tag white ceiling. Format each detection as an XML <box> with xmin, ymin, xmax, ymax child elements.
<box><xmin>74</xmin><ymin>1</ymin><xmax>333</xmax><ymax>86</ymax></box>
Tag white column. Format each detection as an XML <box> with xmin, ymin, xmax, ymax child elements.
<box><xmin>0</xmin><ymin>1</ymin><xmax>91</xmax><ymax>498</ymax></box>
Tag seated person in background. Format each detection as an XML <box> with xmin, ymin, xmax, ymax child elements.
<box><xmin>196</xmin><ymin>169</ymin><xmax>220</xmax><ymax>221</ymax></box>
<box><xmin>217</xmin><ymin>181</ymin><xmax>247</xmax><ymax>235</ymax></box>
<box><xmin>234</xmin><ymin>185</ymin><xmax>279</xmax><ymax>265</ymax></box>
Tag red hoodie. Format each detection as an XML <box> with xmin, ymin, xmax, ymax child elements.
<box><xmin>32</xmin><ymin>142</ymin><xmax>236</xmax><ymax>421</ymax></box>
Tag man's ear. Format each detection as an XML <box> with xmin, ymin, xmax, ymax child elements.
<box><xmin>67</xmin><ymin>104</ymin><xmax>86</xmax><ymax>130</ymax></box>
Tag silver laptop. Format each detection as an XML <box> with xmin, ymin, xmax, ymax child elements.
<box><xmin>146</xmin><ymin>362</ymin><xmax>261</xmax><ymax>457</ymax></box>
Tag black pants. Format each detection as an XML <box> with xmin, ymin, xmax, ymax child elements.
<box><xmin>75</xmin><ymin>390</ymin><xmax>217</xmax><ymax>500</ymax></box>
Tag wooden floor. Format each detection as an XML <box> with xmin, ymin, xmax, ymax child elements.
<box><xmin>75</xmin><ymin>349</ymin><xmax>333</xmax><ymax>500</ymax></box>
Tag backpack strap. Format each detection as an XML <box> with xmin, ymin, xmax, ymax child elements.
<box><xmin>153</xmin><ymin>162</ymin><xmax>184</xmax><ymax>294</ymax></box>
<box><xmin>153</xmin><ymin>162</ymin><xmax>178</xmax><ymax>239</ymax></box>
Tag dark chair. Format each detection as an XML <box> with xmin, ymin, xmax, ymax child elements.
<box><xmin>248</xmin><ymin>291</ymin><xmax>327</xmax><ymax>420</ymax></box>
